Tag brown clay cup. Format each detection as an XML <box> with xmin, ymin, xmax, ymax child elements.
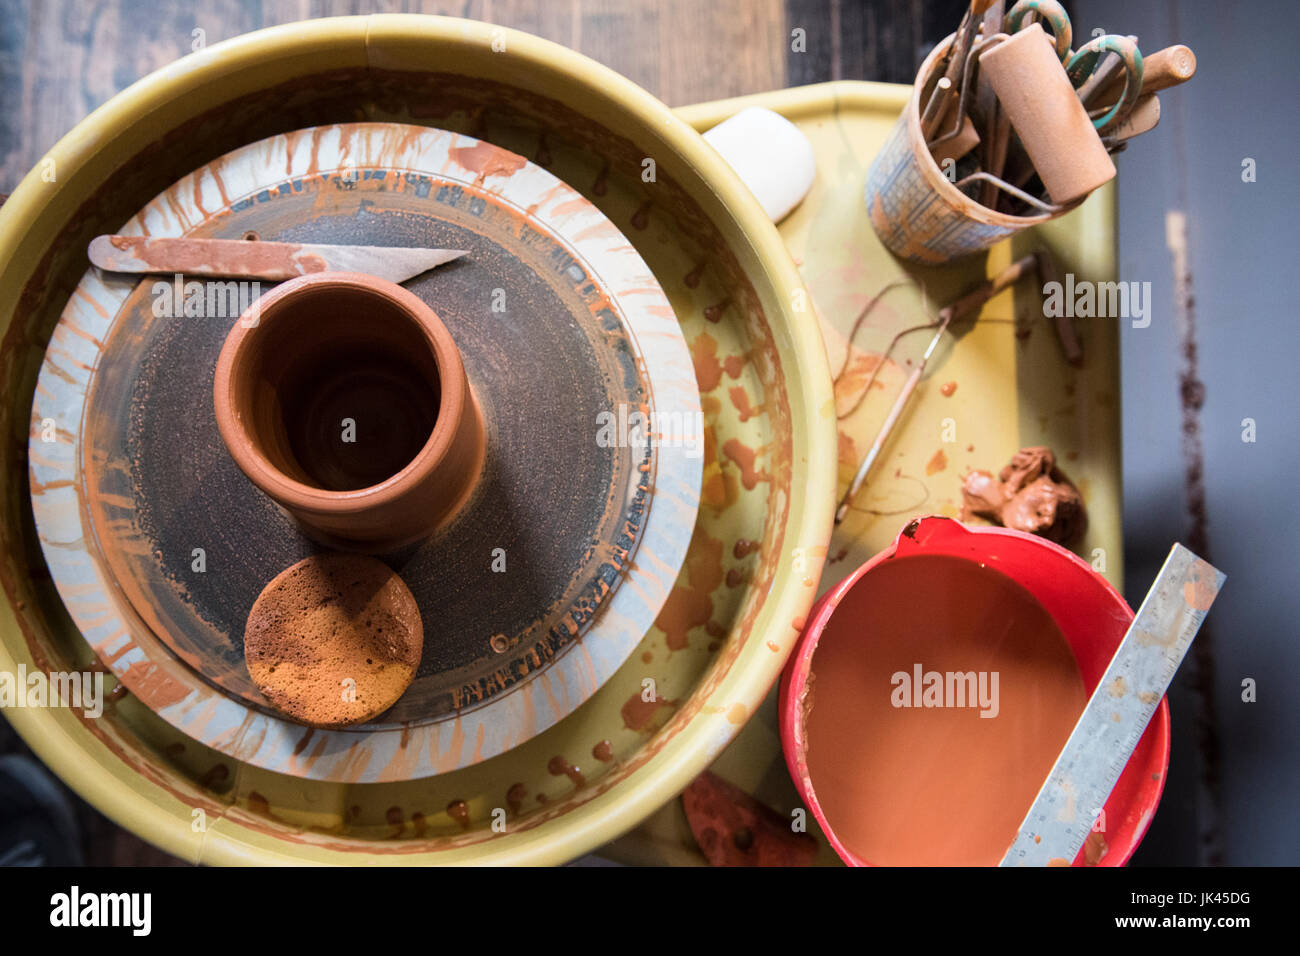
<box><xmin>213</xmin><ymin>272</ymin><xmax>484</xmax><ymax>551</ymax></box>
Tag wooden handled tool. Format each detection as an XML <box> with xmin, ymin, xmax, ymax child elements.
<box><xmin>834</xmin><ymin>255</ymin><xmax>1038</xmax><ymax>525</ymax></box>
<box><xmin>1102</xmin><ymin>93</ymin><xmax>1161</xmax><ymax>148</ymax></box>
<box><xmin>1073</xmin><ymin>35</ymin><xmax>1138</xmax><ymax>105</ymax></box>
<box><xmin>88</xmin><ymin>235</ymin><xmax>468</xmax><ymax>283</ymax></box>
<box><xmin>931</xmin><ymin>113</ymin><xmax>982</xmax><ymax>167</ymax></box>
<box><xmin>1140</xmin><ymin>43</ymin><xmax>1197</xmax><ymax>91</ymax></box>
<box><xmin>946</xmin><ymin>252</ymin><xmax>1038</xmax><ymax>319</ymax></box>
<box><xmin>834</xmin><ymin>339</ymin><xmax>936</xmax><ymax>525</ymax></box>
<box><xmin>923</xmin><ymin>0</ymin><xmax>999</xmax><ymax>139</ymax></box>
<box><xmin>1034</xmin><ymin>248</ymin><xmax>1083</xmax><ymax>366</ymax></box>
<box><xmin>975</xmin><ymin>1</ymin><xmax>1010</xmax><ymax>208</ymax></box>
<box><xmin>1100</xmin><ymin>43</ymin><xmax>1196</xmax><ymax>103</ymax></box>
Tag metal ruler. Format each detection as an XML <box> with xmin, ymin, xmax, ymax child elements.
<box><xmin>1000</xmin><ymin>543</ymin><xmax>1225</xmax><ymax>866</ymax></box>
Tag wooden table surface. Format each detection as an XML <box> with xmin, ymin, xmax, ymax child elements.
<box><xmin>0</xmin><ymin>0</ymin><xmax>998</xmax><ymax>193</ymax></box>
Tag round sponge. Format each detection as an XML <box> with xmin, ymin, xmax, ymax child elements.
<box><xmin>244</xmin><ymin>554</ymin><xmax>423</xmax><ymax>727</ymax></box>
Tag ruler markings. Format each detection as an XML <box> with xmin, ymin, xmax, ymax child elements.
<box><xmin>1000</xmin><ymin>543</ymin><xmax>1225</xmax><ymax>866</ymax></box>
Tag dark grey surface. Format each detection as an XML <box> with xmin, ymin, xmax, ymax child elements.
<box><xmin>1079</xmin><ymin>0</ymin><xmax>1298</xmax><ymax>866</ymax></box>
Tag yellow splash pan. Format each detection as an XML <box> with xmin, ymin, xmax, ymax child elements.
<box><xmin>0</xmin><ymin>16</ymin><xmax>835</xmax><ymax>864</ymax></box>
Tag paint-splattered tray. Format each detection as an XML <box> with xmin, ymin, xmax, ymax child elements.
<box><xmin>603</xmin><ymin>81</ymin><xmax>1122</xmax><ymax>865</ymax></box>
<box><xmin>30</xmin><ymin>124</ymin><xmax>702</xmax><ymax>781</ymax></box>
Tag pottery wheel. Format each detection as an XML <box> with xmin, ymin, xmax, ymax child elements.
<box><xmin>30</xmin><ymin>124</ymin><xmax>701</xmax><ymax>780</ymax></box>
<box><xmin>84</xmin><ymin>165</ymin><xmax>649</xmax><ymax>723</ymax></box>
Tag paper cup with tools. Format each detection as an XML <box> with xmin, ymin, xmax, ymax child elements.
<box><xmin>865</xmin><ymin>31</ymin><xmax>1089</xmax><ymax>264</ymax></box>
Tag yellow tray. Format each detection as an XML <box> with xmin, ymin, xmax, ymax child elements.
<box><xmin>604</xmin><ymin>81</ymin><xmax>1122</xmax><ymax>866</ymax></box>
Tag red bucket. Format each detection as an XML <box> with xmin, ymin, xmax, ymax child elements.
<box><xmin>779</xmin><ymin>516</ymin><xmax>1170</xmax><ymax>866</ymax></box>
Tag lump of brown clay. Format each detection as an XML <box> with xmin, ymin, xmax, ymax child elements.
<box><xmin>245</xmin><ymin>554</ymin><xmax>423</xmax><ymax>727</ymax></box>
<box><xmin>960</xmin><ymin>446</ymin><xmax>1087</xmax><ymax>547</ymax></box>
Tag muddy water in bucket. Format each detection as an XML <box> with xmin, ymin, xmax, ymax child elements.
<box><xmin>804</xmin><ymin>555</ymin><xmax>1087</xmax><ymax>866</ymax></box>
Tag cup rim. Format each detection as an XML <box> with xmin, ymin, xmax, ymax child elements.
<box><xmin>212</xmin><ymin>270</ymin><xmax>469</xmax><ymax>515</ymax></box>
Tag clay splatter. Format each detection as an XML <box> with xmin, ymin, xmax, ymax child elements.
<box><xmin>655</xmin><ymin>527</ymin><xmax>724</xmax><ymax>651</ymax></box>
<box><xmin>620</xmin><ymin>689</ymin><xmax>675</xmax><ymax>732</ymax></box>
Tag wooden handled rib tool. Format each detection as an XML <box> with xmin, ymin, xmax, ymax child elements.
<box><xmin>834</xmin><ymin>255</ymin><xmax>1039</xmax><ymax>525</ymax></box>
<box><xmin>88</xmin><ymin>235</ymin><xmax>468</xmax><ymax>284</ymax></box>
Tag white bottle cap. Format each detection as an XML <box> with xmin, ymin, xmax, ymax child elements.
<box><xmin>702</xmin><ymin>107</ymin><xmax>817</xmax><ymax>223</ymax></box>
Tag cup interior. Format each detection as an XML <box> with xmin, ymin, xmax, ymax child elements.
<box><xmin>228</xmin><ymin>281</ymin><xmax>442</xmax><ymax>492</ymax></box>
